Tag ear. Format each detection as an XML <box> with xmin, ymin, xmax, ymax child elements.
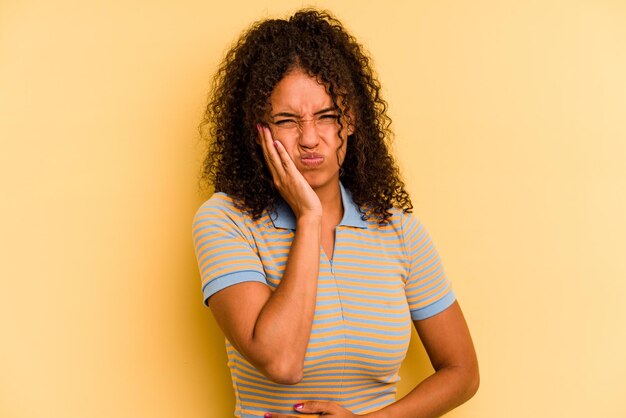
<box><xmin>347</xmin><ymin>123</ymin><xmax>355</xmax><ymax>136</ymax></box>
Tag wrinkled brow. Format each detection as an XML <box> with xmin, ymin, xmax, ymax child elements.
<box><xmin>271</xmin><ymin>106</ymin><xmax>338</xmax><ymax>118</ymax></box>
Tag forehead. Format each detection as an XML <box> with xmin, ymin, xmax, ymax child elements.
<box><xmin>269</xmin><ymin>69</ymin><xmax>333</xmax><ymax>114</ymax></box>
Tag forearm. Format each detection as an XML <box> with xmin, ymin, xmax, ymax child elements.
<box><xmin>371</xmin><ymin>364</ymin><xmax>479</xmax><ymax>418</ymax></box>
<box><xmin>250</xmin><ymin>215</ymin><xmax>321</xmax><ymax>382</ymax></box>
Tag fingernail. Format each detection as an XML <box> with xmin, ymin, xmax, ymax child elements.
<box><xmin>294</xmin><ymin>403</ymin><xmax>304</xmax><ymax>410</ymax></box>
<box><xmin>273</xmin><ymin>141</ymin><xmax>279</xmax><ymax>147</ymax></box>
<box><xmin>256</xmin><ymin>124</ymin><xmax>261</xmax><ymax>131</ymax></box>
<box><xmin>264</xmin><ymin>413</ymin><xmax>271</xmax><ymax>418</ymax></box>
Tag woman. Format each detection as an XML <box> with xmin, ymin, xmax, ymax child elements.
<box><xmin>193</xmin><ymin>9</ymin><xmax>479</xmax><ymax>418</ymax></box>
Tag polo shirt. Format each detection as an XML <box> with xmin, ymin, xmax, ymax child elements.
<box><xmin>192</xmin><ymin>183</ymin><xmax>455</xmax><ymax>417</ymax></box>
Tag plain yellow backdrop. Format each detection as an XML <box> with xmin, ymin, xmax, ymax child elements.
<box><xmin>1</xmin><ymin>0</ymin><xmax>625</xmax><ymax>417</ymax></box>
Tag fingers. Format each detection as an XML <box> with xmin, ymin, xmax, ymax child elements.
<box><xmin>263</xmin><ymin>401</ymin><xmax>328</xmax><ymax>417</ymax></box>
<box><xmin>258</xmin><ymin>124</ymin><xmax>300</xmax><ymax>175</ymax></box>
<box><xmin>264</xmin><ymin>401</ymin><xmax>344</xmax><ymax>417</ymax></box>
<box><xmin>272</xmin><ymin>136</ymin><xmax>296</xmax><ymax>171</ymax></box>
<box><xmin>257</xmin><ymin>124</ymin><xmax>284</xmax><ymax>179</ymax></box>
<box><xmin>255</xmin><ymin>123</ymin><xmax>322</xmax><ymax>218</ymax></box>
<box><xmin>296</xmin><ymin>401</ymin><xmax>336</xmax><ymax>414</ymax></box>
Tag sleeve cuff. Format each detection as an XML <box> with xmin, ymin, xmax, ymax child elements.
<box><xmin>202</xmin><ymin>270</ymin><xmax>267</xmax><ymax>306</ymax></box>
<box><xmin>410</xmin><ymin>289</ymin><xmax>456</xmax><ymax>320</ymax></box>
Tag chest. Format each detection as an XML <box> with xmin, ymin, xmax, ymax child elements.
<box><xmin>251</xmin><ymin>225</ymin><xmax>413</xmax><ymax>377</ymax></box>
<box><xmin>252</xmin><ymin>225</ymin><xmax>409</xmax><ymax>290</ymax></box>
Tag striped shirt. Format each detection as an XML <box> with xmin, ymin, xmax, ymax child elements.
<box><xmin>192</xmin><ymin>183</ymin><xmax>455</xmax><ymax>417</ymax></box>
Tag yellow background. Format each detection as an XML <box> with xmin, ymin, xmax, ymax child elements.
<box><xmin>2</xmin><ymin>0</ymin><xmax>625</xmax><ymax>417</ymax></box>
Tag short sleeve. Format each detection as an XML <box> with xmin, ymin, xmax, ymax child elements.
<box><xmin>192</xmin><ymin>194</ymin><xmax>267</xmax><ymax>306</ymax></box>
<box><xmin>402</xmin><ymin>212</ymin><xmax>456</xmax><ymax>320</ymax></box>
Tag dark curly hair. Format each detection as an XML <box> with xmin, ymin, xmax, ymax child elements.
<box><xmin>200</xmin><ymin>8</ymin><xmax>412</xmax><ymax>223</ymax></box>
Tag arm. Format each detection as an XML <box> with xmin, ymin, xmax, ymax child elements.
<box><xmin>371</xmin><ymin>301</ymin><xmax>479</xmax><ymax>417</ymax></box>
<box><xmin>372</xmin><ymin>213</ymin><xmax>479</xmax><ymax>415</ymax></box>
<box><xmin>376</xmin><ymin>212</ymin><xmax>479</xmax><ymax>415</ymax></box>
<box><xmin>209</xmin><ymin>215</ymin><xmax>319</xmax><ymax>384</ymax></box>
<box><xmin>208</xmin><ymin>126</ymin><xmax>322</xmax><ymax>385</ymax></box>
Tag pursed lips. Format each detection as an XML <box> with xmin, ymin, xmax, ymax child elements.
<box><xmin>299</xmin><ymin>153</ymin><xmax>324</xmax><ymax>168</ymax></box>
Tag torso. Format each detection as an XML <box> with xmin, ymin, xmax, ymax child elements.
<box><xmin>192</xmin><ymin>190</ymin><xmax>455</xmax><ymax>417</ymax></box>
<box><xmin>244</xmin><ymin>206</ymin><xmax>413</xmax><ymax>417</ymax></box>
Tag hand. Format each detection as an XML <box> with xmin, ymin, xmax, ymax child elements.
<box><xmin>257</xmin><ymin>124</ymin><xmax>322</xmax><ymax>220</ymax></box>
<box><xmin>264</xmin><ymin>401</ymin><xmax>360</xmax><ymax>418</ymax></box>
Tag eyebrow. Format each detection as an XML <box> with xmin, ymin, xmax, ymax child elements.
<box><xmin>271</xmin><ymin>106</ymin><xmax>338</xmax><ymax>118</ymax></box>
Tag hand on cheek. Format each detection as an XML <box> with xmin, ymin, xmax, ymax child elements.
<box><xmin>256</xmin><ymin>124</ymin><xmax>322</xmax><ymax>220</ymax></box>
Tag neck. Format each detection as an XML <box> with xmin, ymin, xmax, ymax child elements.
<box><xmin>315</xmin><ymin>181</ymin><xmax>344</xmax><ymax>226</ymax></box>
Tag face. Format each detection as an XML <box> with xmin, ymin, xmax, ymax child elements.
<box><xmin>266</xmin><ymin>68</ymin><xmax>353</xmax><ymax>193</ymax></box>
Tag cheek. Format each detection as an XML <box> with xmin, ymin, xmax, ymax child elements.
<box><xmin>273</xmin><ymin>138</ymin><xmax>299</xmax><ymax>161</ymax></box>
<box><xmin>266</xmin><ymin>126</ymin><xmax>287</xmax><ymax>146</ymax></box>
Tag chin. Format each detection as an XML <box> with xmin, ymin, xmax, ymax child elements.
<box><xmin>304</xmin><ymin>174</ymin><xmax>338</xmax><ymax>192</ymax></box>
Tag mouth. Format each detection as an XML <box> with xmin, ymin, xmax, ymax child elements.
<box><xmin>300</xmin><ymin>153</ymin><xmax>324</xmax><ymax>168</ymax></box>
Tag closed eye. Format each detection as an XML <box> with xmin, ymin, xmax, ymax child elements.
<box><xmin>317</xmin><ymin>114</ymin><xmax>339</xmax><ymax>124</ymax></box>
<box><xmin>274</xmin><ymin>119</ymin><xmax>298</xmax><ymax>126</ymax></box>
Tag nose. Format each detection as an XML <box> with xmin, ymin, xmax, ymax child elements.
<box><xmin>298</xmin><ymin>119</ymin><xmax>319</xmax><ymax>149</ymax></box>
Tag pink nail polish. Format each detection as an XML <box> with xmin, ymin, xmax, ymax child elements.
<box><xmin>294</xmin><ymin>402</ymin><xmax>304</xmax><ymax>410</ymax></box>
<box><xmin>273</xmin><ymin>141</ymin><xmax>279</xmax><ymax>147</ymax></box>
<box><xmin>264</xmin><ymin>413</ymin><xmax>271</xmax><ymax>418</ymax></box>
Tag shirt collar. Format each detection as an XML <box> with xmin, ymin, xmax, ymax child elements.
<box><xmin>270</xmin><ymin>182</ymin><xmax>368</xmax><ymax>230</ymax></box>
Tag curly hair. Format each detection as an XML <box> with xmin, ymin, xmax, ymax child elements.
<box><xmin>200</xmin><ymin>8</ymin><xmax>412</xmax><ymax>223</ymax></box>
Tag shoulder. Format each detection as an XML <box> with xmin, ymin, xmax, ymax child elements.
<box><xmin>368</xmin><ymin>208</ymin><xmax>429</xmax><ymax>255</ymax></box>
<box><xmin>194</xmin><ymin>192</ymin><xmax>239</xmax><ymax>214</ymax></box>
<box><xmin>363</xmin><ymin>206</ymin><xmax>420</xmax><ymax>234</ymax></box>
<box><xmin>193</xmin><ymin>192</ymin><xmax>249</xmax><ymax>223</ymax></box>
<box><xmin>192</xmin><ymin>192</ymin><xmax>257</xmax><ymax>239</ymax></box>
